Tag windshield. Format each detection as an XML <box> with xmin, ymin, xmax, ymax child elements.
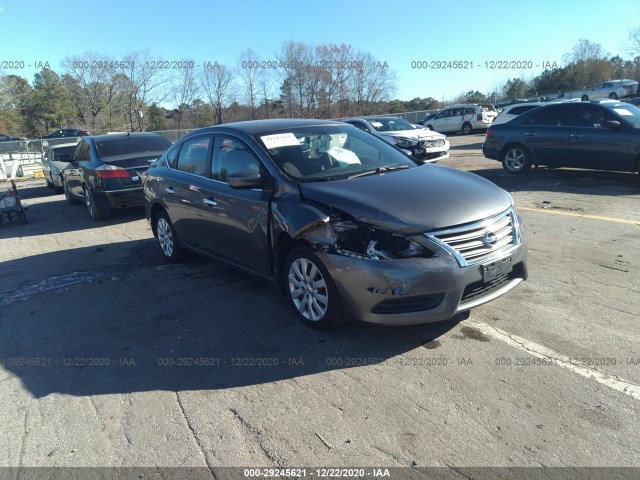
<box><xmin>258</xmin><ymin>125</ymin><xmax>416</xmax><ymax>183</ymax></box>
<box><xmin>364</xmin><ymin>117</ymin><xmax>414</xmax><ymax>132</ymax></box>
<box><xmin>95</xmin><ymin>135</ymin><xmax>171</xmax><ymax>158</ymax></box>
<box><xmin>50</xmin><ymin>146</ymin><xmax>77</xmax><ymax>162</ymax></box>
<box><xmin>610</xmin><ymin>104</ymin><xmax>640</xmax><ymax>129</ymax></box>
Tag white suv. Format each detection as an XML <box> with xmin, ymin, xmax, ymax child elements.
<box><xmin>424</xmin><ymin>104</ymin><xmax>497</xmax><ymax>134</ymax></box>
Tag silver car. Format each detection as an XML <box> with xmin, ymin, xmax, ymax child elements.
<box><xmin>43</xmin><ymin>142</ymin><xmax>79</xmax><ymax>193</ymax></box>
<box><xmin>579</xmin><ymin>79</ymin><xmax>638</xmax><ymax>101</ymax></box>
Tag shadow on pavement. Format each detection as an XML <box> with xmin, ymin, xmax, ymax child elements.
<box><xmin>0</xmin><ymin>240</ymin><xmax>464</xmax><ymax>398</ymax></box>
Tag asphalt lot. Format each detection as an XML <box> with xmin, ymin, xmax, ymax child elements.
<box><xmin>1</xmin><ymin>134</ymin><xmax>639</xmax><ymax>473</ymax></box>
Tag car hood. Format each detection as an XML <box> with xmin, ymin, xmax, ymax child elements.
<box><xmin>299</xmin><ymin>165</ymin><xmax>511</xmax><ymax>233</ymax></box>
<box><xmin>380</xmin><ymin>129</ymin><xmax>445</xmax><ymax>141</ymax></box>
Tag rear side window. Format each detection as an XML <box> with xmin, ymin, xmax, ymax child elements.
<box><xmin>510</xmin><ymin>106</ymin><xmax>538</xmax><ymax>115</ymax></box>
<box><xmin>464</xmin><ymin>107</ymin><xmax>475</xmax><ymax>115</ymax></box>
<box><xmin>51</xmin><ymin>146</ymin><xmax>76</xmax><ymax>162</ymax></box>
<box><xmin>176</xmin><ymin>136</ymin><xmax>211</xmax><ymax>176</ymax></box>
<box><xmin>79</xmin><ymin>142</ymin><xmax>91</xmax><ymax>161</ymax></box>
<box><xmin>521</xmin><ymin>106</ymin><xmax>567</xmax><ymax>126</ymax></box>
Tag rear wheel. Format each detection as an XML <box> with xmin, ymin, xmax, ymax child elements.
<box><xmin>501</xmin><ymin>145</ymin><xmax>532</xmax><ymax>174</ymax></box>
<box><xmin>461</xmin><ymin>122</ymin><xmax>473</xmax><ymax>135</ymax></box>
<box><xmin>154</xmin><ymin>210</ymin><xmax>184</xmax><ymax>263</ymax></box>
<box><xmin>64</xmin><ymin>180</ymin><xmax>79</xmax><ymax>205</ymax></box>
<box><xmin>285</xmin><ymin>247</ymin><xmax>343</xmax><ymax>329</ymax></box>
<box><xmin>84</xmin><ymin>186</ymin><xmax>109</xmax><ymax>221</ymax></box>
<box><xmin>609</xmin><ymin>92</ymin><xmax>618</xmax><ymax>99</ymax></box>
<box><xmin>581</xmin><ymin>95</ymin><xmax>589</xmax><ymax>101</ymax></box>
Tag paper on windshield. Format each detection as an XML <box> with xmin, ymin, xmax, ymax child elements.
<box><xmin>261</xmin><ymin>133</ymin><xmax>299</xmax><ymax>149</ymax></box>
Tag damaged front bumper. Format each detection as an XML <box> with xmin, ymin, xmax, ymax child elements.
<box><xmin>316</xmin><ymin>237</ymin><xmax>527</xmax><ymax>326</ymax></box>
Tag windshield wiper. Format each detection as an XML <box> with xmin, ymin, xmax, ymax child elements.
<box><xmin>347</xmin><ymin>164</ymin><xmax>410</xmax><ymax>179</ymax></box>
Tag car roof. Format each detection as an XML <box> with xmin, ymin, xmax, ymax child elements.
<box><xmin>87</xmin><ymin>132</ymin><xmax>167</xmax><ymax>142</ymax></box>
<box><xmin>48</xmin><ymin>142</ymin><xmax>79</xmax><ymax>149</ymax></box>
<box><xmin>359</xmin><ymin>116</ymin><xmax>407</xmax><ymax>122</ymax></box>
<box><xmin>184</xmin><ymin>119</ymin><xmax>348</xmax><ymax>136</ymax></box>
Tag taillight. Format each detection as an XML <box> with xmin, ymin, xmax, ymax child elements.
<box><xmin>477</xmin><ymin>114</ymin><xmax>482</xmax><ymax>121</ymax></box>
<box><xmin>486</xmin><ymin>128</ymin><xmax>493</xmax><ymax>138</ymax></box>
<box><xmin>95</xmin><ymin>165</ymin><xmax>129</xmax><ymax>179</ymax></box>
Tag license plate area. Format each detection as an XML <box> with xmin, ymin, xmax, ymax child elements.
<box><xmin>482</xmin><ymin>256</ymin><xmax>513</xmax><ymax>282</ymax></box>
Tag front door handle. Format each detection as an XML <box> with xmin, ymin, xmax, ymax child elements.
<box><xmin>523</xmin><ymin>131</ymin><xmax>536</xmax><ymax>137</ymax></box>
<box><xmin>569</xmin><ymin>133</ymin><xmax>582</xmax><ymax>139</ymax></box>
<box><xmin>203</xmin><ymin>197</ymin><xmax>217</xmax><ymax>207</ymax></box>
<box><xmin>165</xmin><ymin>187</ymin><xmax>175</xmax><ymax>194</ymax></box>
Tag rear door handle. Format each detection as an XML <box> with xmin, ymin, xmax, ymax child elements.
<box><xmin>523</xmin><ymin>131</ymin><xmax>536</xmax><ymax>137</ymax></box>
<box><xmin>165</xmin><ymin>187</ymin><xmax>175</xmax><ymax>194</ymax></box>
<box><xmin>569</xmin><ymin>133</ymin><xmax>582</xmax><ymax>139</ymax></box>
<box><xmin>203</xmin><ymin>197</ymin><xmax>217</xmax><ymax>207</ymax></box>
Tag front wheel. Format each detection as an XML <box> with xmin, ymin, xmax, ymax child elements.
<box><xmin>502</xmin><ymin>145</ymin><xmax>532</xmax><ymax>174</ymax></box>
<box><xmin>285</xmin><ymin>247</ymin><xmax>343</xmax><ymax>329</ymax></box>
<box><xmin>581</xmin><ymin>95</ymin><xmax>589</xmax><ymax>101</ymax></box>
<box><xmin>154</xmin><ymin>210</ymin><xmax>184</xmax><ymax>263</ymax></box>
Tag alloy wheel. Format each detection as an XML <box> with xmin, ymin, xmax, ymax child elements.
<box><xmin>504</xmin><ymin>148</ymin><xmax>527</xmax><ymax>172</ymax></box>
<box><xmin>156</xmin><ymin>217</ymin><xmax>174</xmax><ymax>258</ymax></box>
<box><xmin>288</xmin><ymin>257</ymin><xmax>329</xmax><ymax>321</ymax></box>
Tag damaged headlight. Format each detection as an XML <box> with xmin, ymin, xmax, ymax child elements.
<box><xmin>392</xmin><ymin>137</ymin><xmax>414</xmax><ymax>149</ymax></box>
<box><xmin>333</xmin><ymin>221</ymin><xmax>431</xmax><ymax>261</ymax></box>
<box><xmin>299</xmin><ymin>214</ymin><xmax>434</xmax><ymax>260</ymax></box>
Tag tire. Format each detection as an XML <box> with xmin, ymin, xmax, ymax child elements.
<box><xmin>18</xmin><ymin>209</ymin><xmax>27</xmax><ymax>225</ymax></box>
<box><xmin>46</xmin><ymin>177</ymin><xmax>54</xmax><ymax>189</ymax></box>
<box><xmin>461</xmin><ymin>122</ymin><xmax>473</xmax><ymax>135</ymax></box>
<box><xmin>64</xmin><ymin>180</ymin><xmax>79</xmax><ymax>205</ymax></box>
<box><xmin>84</xmin><ymin>186</ymin><xmax>109</xmax><ymax>221</ymax></box>
<box><xmin>154</xmin><ymin>210</ymin><xmax>184</xmax><ymax>263</ymax></box>
<box><xmin>501</xmin><ymin>145</ymin><xmax>532</xmax><ymax>175</ymax></box>
<box><xmin>285</xmin><ymin>247</ymin><xmax>343</xmax><ymax>329</ymax></box>
<box><xmin>425</xmin><ymin>125</ymin><xmax>434</xmax><ymax>131</ymax></box>
<box><xmin>609</xmin><ymin>93</ymin><xmax>618</xmax><ymax>99</ymax></box>
<box><xmin>581</xmin><ymin>95</ymin><xmax>589</xmax><ymax>101</ymax></box>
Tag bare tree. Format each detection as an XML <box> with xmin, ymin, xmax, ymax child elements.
<box><xmin>564</xmin><ymin>39</ymin><xmax>610</xmax><ymax>88</ymax></box>
<box><xmin>201</xmin><ymin>63</ymin><xmax>236</xmax><ymax>124</ymax></box>
<box><xmin>117</xmin><ymin>51</ymin><xmax>171</xmax><ymax>131</ymax></box>
<box><xmin>170</xmin><ymin>62</ymin><xmax>198</xmax><ymax>128</ymax></box>
<box><xmin>237</xmin><ymin>49</ymin><xmax>261</xmax><ymax>119</ymax></box>
<box><xmin>61</xmin><ymin>51</ymin><xmax>116</xmax><ymax>131</ymax></box>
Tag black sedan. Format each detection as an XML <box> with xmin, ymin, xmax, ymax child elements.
<box><xmin>144</xmin><ymin>119</ymin><xmax>527</xmax><ymax>329</ymax></box>
<box><xmin>63</xmin><ymin>132</ymin><xmax>172</xmax><ymax>220</ymax></box>
<box><xmin>41</xmin><ymin>129</ymin><xmax>91</xmax><ymax>139</ymax></box>
<box><xmin>483</xmin><ymin>100</ymin><xmax>640</xmax><ymax>175</ymax></box>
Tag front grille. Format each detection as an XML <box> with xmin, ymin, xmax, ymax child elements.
<box><xmin>425</xmin><ymin>208</ymin><xmax>519</xmax><ymax>267</ymax></box>
<box><xmin>461</xmin><ymin>263</ymin><xmax>524</xmax><ymax>302</ymax></box>
<box><xmin>420</xmin><ymin>139</ymin><xmax>445</xmax><ymax>148</ymax></box>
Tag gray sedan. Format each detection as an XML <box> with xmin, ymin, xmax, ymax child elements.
<box><xmin>144</xmin><ymin>119</ymin><xmax>527</xmax><ymax>329</ymax></box>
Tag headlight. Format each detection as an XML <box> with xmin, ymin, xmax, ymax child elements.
<box><xmin>392</xmin><ymin>137</ymin><xmax>414</xmax><ymax>149</ymax></box>
<box><xmin>332</xmin><ymin>220</ymin><xmax>432</xmax><ymax>260</ymax></box>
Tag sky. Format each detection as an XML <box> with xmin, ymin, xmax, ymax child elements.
<box><xmin>0</xmin><ymin>0</ymin><xmax>639</xmax><ymax>102</ymax></box>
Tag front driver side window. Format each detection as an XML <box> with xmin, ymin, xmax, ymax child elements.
<box><xmin>212</xmin><ymin>136</ymin><xmax>262</xmax><ymax>183</ymax></box>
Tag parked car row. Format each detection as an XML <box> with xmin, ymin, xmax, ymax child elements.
<box><xmin>40</xmin><ymin>117</ymin><xmax>527</xmax><ymax>329</ymax></box>
<box><xmin>483</xmin><ymin>99</ymin><xmax>640</xmax><ymax>175</ymax></box>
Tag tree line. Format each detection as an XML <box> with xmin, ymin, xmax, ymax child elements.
<box><xmin>1</xmin><ymin>36</ymin><xmax>639</xmax><ymax>136</ymax></box>
<box><xmin>0</xmin><ymin>42</ymin><xmax>397</xmax><ymax>136</ymax></box>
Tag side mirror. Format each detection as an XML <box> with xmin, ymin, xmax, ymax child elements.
<box><xmin>228</xmin><ymin>169</ymin><xmax>262</xmax><ymax>189</ymax></box>
<box><xmin>603</xmin><ymin>120</ymin><xmax>622</xmax><ymax>130</ymax></box>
